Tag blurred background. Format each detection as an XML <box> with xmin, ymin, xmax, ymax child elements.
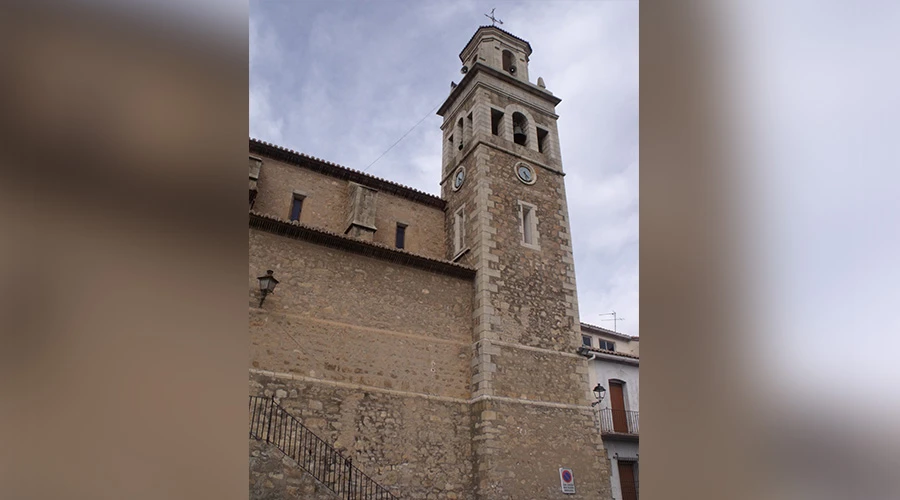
<box><xmin>0</xmin><ymin>1</ymin><xmax>248</xmax><ymax>499</ymax></box>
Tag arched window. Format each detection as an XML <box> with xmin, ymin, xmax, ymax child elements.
<box><xmin>502</xmin><ymin>50</ymin><xmax>516</xmax><ymax>74</ymax></box>
<box><xmin>512</xmin><ymin>112</ymin><xmax>528</xmax><ymax>146</ymax></box>
<box><xmin>457</xmin><ymin>117</ymin><xmax>464</xmax><ymax>150</ymax></box>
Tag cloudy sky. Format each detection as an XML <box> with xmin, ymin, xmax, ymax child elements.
<box><xmin>250</xmin><ymin>0</ymin><xmax>639</xmax><ymax>335</ymax></box>
<box><xmin>720</xmin><ymin>1</ymin><xmax>900</xmax><ymax>408</ymax></box>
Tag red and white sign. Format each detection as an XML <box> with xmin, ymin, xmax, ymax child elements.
<box><xmin>559</xmin><ymin>468</ymin><xmax>575</xmax><ymax>494</ymax></box>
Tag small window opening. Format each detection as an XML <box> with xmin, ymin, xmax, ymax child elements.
<box><xmin>599</xmin><ymin>340</ymin><xmax>616</xmax><ymax>351</ymax></box>
<box><xmin>582</xmin><ymin>335</ymin><xmax>592</xmax><ymax>347</ymax></box>
<box><xmin>457</xmin><ymin>118</ymin><xmax>464</xmax><ymax>150</ymax></box>
<box><xmin>395</xmin><ymin>223</ymin><xmax>407</xmax><ymax>249</ymax></box>
<box><xmin>448</xmin><ymin>134</ymin><xmax>454</xmax><ymax>149</ymax></box>
<box><xmin>250</xmin><ymin>190</ymin><xmax>257</xmax><ymax>210</ymax></box>
<box><xmin>502</xmin><ymin>49</ymin><xmax>516</xmax><ymax>74</ymax></box>
<box><xmin>454</xmin><ymin>206</ymin><xmax>466</xmax><ymax>254</ymax></box>
<box><xmin>522</xmin><ymin>204</ymin><xmax>536</xmax><ymax>245</ymax></box>
<box><xmin>467</xmin><ymin>112</ymin><xmax>473</xmax><ymax>138</ymax></box>
<box><xmin>290</xmin><ymin>195</ymin><xmax>304</xmax><ymax>221</ymax></box>
<box><xmin>512</xmin><ymin>112</ymin><xmax>528</xmax><ymax>146</ymax></box>
<box><xmin>491</xmin><ymin>108</ymin><xmax>504</xmax><ymax>136</ymax></box>
<box><xmin>537</xmin><ymin>127</ymin><xmax>549</xmax><ymax>154</ymax></box>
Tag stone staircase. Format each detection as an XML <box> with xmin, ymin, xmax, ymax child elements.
<box><xmin>249</xmin><ymin>395</ymin><xmax>398</xmax><ymax>500</ymax></box>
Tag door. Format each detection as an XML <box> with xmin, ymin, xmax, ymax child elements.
<box><xmin>609</xmin><ymin>380</ymin><xmax>628</xmax><ymax>433</ymax></box>
<box><xmin>618</xmin><ymin>461</ymin><xmax>638</xmax><ymax>500</ymax></box>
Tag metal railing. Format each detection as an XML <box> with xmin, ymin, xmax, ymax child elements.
<box><xmin>598</xmin><ymin>408</ymin><xmax>639</xmax><ymax>435</ymax></box>
<box><xmin>249</xmin><ymin>395</ymin><xmax>398</xmax><ymax>500</ymax></box>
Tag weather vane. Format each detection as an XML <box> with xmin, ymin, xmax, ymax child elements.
<box><xmin>484</xmin><ymin>8</ymin><xmax>503</xmax><ymax>27</ymax></box>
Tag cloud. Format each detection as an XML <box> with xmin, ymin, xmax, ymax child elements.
<box><xmin>249</xmin><ymin>0</ymin><xmax>639</xmax><ymax>335</ymax></box>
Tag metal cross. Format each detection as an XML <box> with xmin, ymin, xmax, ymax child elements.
<box><xmin>484</xmin><ymin>8</ymin><xmax>503</xmax><ymax>27</ymax></box>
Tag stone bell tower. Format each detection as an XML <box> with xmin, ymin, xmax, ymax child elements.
<box><xmin>438</xmin><ymin>26</ymin><xmax>612</xmax><ymax>499</ymax></box>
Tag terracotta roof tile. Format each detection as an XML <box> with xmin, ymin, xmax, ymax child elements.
<box><xmin>576</xmin><ymin>345</ymin><xmax>640</xmax><ymax>361</ymax></box>
<box><xmin>580</xmin><ymin>321</ymin><xmax>638</xmax><ymax>341</ymax></box>
<box><xmin>249</xmin><ymin>138</ymin><xmax>445</xmax><ymax>209</ymax></box>
<box><xmin>249</xmin><ymin>211</ymin><xmax>475</xmax><ymax>279</ymax></box>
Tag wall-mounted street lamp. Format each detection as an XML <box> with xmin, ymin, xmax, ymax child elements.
<box><xmin>591</xmin><ymin>383</ymin><xmax>606</xmax><ymax>407</ymax></box>
<box><xmin>256</xmin><ymin>269</ymin><xmax>279</xmax><ymax>308</ymax></box>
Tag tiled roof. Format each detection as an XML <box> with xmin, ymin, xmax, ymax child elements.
<box><xmin>249</xmin><ymin>138</ymin><xmax>446</xmax><ymax>210</ymax></box>
<box><xmin>461</xmin><ymin>25</ymin><xmax>533</xmax><ymax>58</ymax></box>
<box><xmin>249</xmin><ymin>211</ymin><xmax>476</xmax><ymax>280</ymax></box>
<box><xmin>576</xmin><ymin>345</ymin><xmax>640</xmax><ymax>361</ymax></box>
<box><xmin>580</xmin><ymin>322</ymin><xmax>638</xmax><ymax>341</ymax></box>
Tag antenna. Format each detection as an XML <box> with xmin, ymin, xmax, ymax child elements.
<box><xmin>598</xmin><ymin>311</ymin><xmax>625</xmax><ymax>333</ymax></box>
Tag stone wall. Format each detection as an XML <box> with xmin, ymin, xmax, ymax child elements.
<box><xmin>250</xmin><ymin>227</ymin><xmax>477</xmax><ymax>499</ymax></box>
<box><xmin>249</xmin><ymin>439</ymin><xmax>339</xmax><ymax>500</ymax></box>
<box><xmin>482</xmin><ymin>146</ymin><xmax>581</xmax><ymax>353</ymax></box>
<box><xmin>251</xmin><ymin>154</ymin><xmax>446</xmax><ymax>259</ymax></box>
<box><xmin>250</xmin><ymin>374</ymin><xmax>474</xmax><ymax>500</ymax></box>
<box><xmin>472</xmin><ymin>399</ymin><xmax>611</xmax><ymax>500</ymax></box>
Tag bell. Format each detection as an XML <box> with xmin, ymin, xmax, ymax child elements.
<box><xmin>513</xmin><ymin>123</ymin><xmax>527</xmax><ymax>144</ymax></box>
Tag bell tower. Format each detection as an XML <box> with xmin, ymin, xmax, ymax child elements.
<box><xmin>438</xmin><ymin>26</ymin><xmax>612</xmax><ymax>499</ymax></box>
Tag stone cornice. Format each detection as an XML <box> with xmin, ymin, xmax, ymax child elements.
<box><xmin>437</xmin><ymin>62</ymin><xmax>561</xmax><ymax>117</ymax></box>
<box><xmin>460</xmin><ymin>26</ymin><xmax>533</xmax><ymax>59</ymax></box>
<box><xmin>439</xmin><ymin>139</ymin><xmax>564</xmax><ymax>188</ymax></box>
<box><xmin>250</xmin><ymin>212</ymin><xmax>476</xmax><ymax>280</ymax></box>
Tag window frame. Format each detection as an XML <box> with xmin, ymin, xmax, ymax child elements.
<box><xmin>395</xmin><ymin>222</ymin><xmax>407</xmax><ymax>249</ymax></box>
<box><xmin>289</xmin><ymin>193</ymin><xmax>306</xmax><ymax>222</ymax></box>
<box><xmin>453</xmin><ymin>205</ymin><xmax>466</xmax><ymax>256</ymax></box>
<box><xmin>598</xmin><ymin>339</ymin><xmax>616</xmax><ymax>351</ymax></box>
<box><xmin>518</xmin><ymin>200</ymin><xmax>540</xmax><ymax>250</ymax></box>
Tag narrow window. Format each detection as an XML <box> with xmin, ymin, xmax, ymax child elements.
<box><xmin>454</xmin><ymin>206</ymin><xmax>466</xmax><ymax>255</ymax></box>
<box><xmin>502</xmin><ymin>49</ymin><xmax>516</xmax><ymax>74</ymax></box>
<box><xmin>249</xmin><ymin>190</ymin><xmax>257</xmax><ymax>210</ymax></box>
<box><xmin>467</xmin><ymin>112</ymin><xmax>473</xmax><ymax>139</ymax></box>
<box><xmin>521</xmin><ymin>204</ymin><xmax>536</xmax><ymax>245</ymax></box>
<box><xmin>395</xmin><ymin>223</ymin><xmax>407</xmax><ymax>249</ymax></box>
<box><xmin>491</xmin><ymin>108</ymin><xmax>504</xmax><ymax>136</ymax></box>
<box><xmin>289</xmin><ymin>194</ymin><xmax>304</xmax><ymax>221</ymax></box>
<box><xmin>537</xmin><ymin>127</ymin><xmax>549</xmax><ymax>153</ymax></box>
<box><xmin>457</xmin><ymin>118</ymin><xmax>464</xmax><ymax>150</ymax></box>
<box><xmin>512</xmin><ymin>112</ymin><xmax>528</xmax><ymax>146</ymax></box>
<box><xmin>448</xmin><ymin>134</ymin><xmax>454</xmax><ymax>150</ymax></box>
<box><xmin>582</xmin><ymin>335</ymin><xmax>592</xmax><ymax>347</ymax></box>
<box><xmin>599</xmin><ymin>340</ymin><xmax>616</xmax><ymax>351</ymax></box>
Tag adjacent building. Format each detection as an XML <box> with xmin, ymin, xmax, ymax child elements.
<box><xmin>579</xmin><ymin>323</ymin><xmax>640</xmax><ymax>500</ymax></box>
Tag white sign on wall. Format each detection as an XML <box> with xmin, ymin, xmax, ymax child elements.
<box><xmin>559</xmin><ymin>468</ymin><xmax>576</xmax><ymax>494</ymax></box>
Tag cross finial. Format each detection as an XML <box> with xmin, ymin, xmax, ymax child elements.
<box><xmin>484</xmin><ymin>8</ymin><xmax>503</xmax><ymax>27</ymax></box>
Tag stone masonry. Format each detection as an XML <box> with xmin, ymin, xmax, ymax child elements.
<box><xmin>248</xmin><ymin>25</ymin><xmax>613</xmax><ymax>500</ymax></box>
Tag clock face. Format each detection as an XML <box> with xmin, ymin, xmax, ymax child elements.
<box><xmin>453</xmin><ymin>168</ymin><xmax>465</xmax><ymax>189</ymax></box>
<box><xmin>517</xmin><ymin>164</ymin><xmax>534</xmax><ymax>183</ymax></box>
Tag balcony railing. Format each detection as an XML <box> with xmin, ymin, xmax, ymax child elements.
<box><xmin>598</xmin><ymin>408</ymin><xmax>639</xmax><ymax>436</ymax></box>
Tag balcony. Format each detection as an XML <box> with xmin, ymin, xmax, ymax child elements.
<box><xmin>598</xmin><ymin>408</ymin><xmax>639</xmax><ymax>438</ymax></box>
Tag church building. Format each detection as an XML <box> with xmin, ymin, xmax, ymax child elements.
<box><xmin>249</xmin><ymin>25</ymin><xmax>614</xmax><ymax>499</ymax></box>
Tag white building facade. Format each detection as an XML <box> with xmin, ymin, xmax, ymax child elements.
<box><xmin>579</xmin><ymin>323</ymin><xmax>640</xmax><ymax>500</ymax></box>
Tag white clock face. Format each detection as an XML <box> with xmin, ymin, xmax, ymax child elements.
<box><xmin>453</xmin><ymin>168</ymin><xmax>465</xmax><ymax>189</ymax></box>
<box><xmin>517</xmin><ymin>165</ymin><xmax>534</xmax><ymax>183</ymax></box>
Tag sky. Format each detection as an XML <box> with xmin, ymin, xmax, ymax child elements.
<box><xmin>250</xmin><ymin>0</ymin><xmax>639</xmax><ymax>336</ymax></box>
<box><xmin>718</xmin><ymin>1</ymin><xmax>900</xmax><ymax>409</ymax></box>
